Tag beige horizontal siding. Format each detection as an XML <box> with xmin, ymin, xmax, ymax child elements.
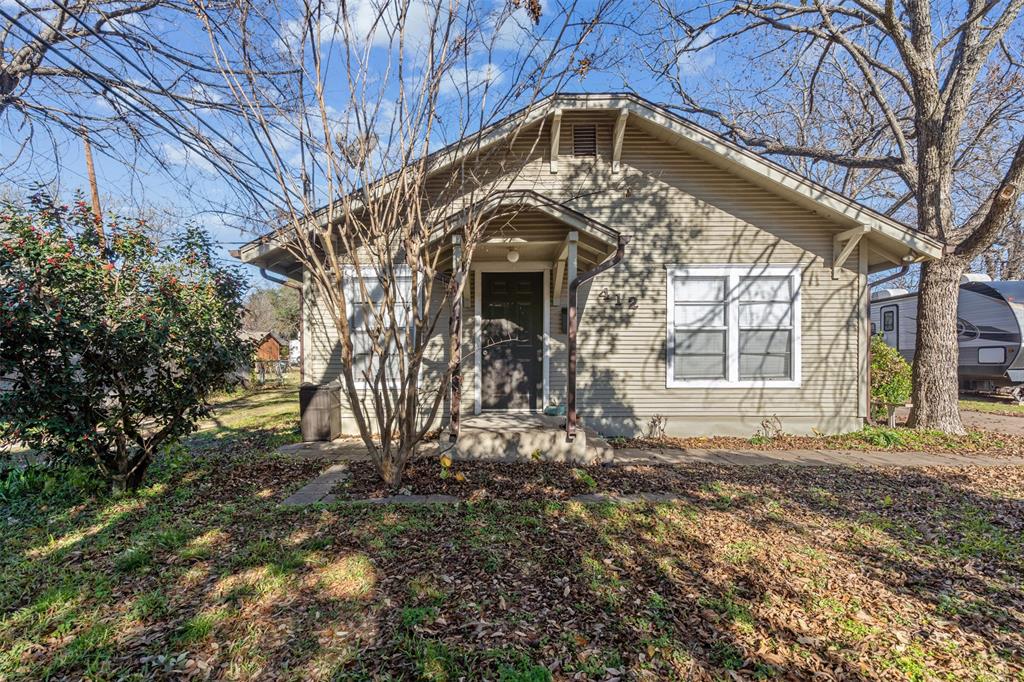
<box><xmin>304</xmin><ymin>110</ymin><xmax>869</xmax><ymax>436</ymax></box>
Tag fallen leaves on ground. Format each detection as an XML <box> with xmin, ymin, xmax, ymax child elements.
<box><xmin>615</xmin><ymin>427</ymin><xmax>1024</xmax><ymax>457</ymax></box>
<box><xmin>3</xmin><ymin>439</ymin><xmax>1023</xmax><ymax>679</ymax></box>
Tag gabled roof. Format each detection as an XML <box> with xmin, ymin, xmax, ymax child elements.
<box><xmin>240</xmin><ymin>330</ymin><xmax>287</xmax><ymax>346</ymax></box>
<box><xmin>238</xmin><ymin>92</ymin><xmax>943</xmax><ymax>276</ymax></box>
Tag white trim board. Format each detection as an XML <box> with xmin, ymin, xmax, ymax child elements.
<box><xmin>665</xmin><ymin>264</ymin><xmax>803</xmax><ymax>389</ymax></box>
<box><xmin>472</xmin><ymin>261</ymin><xmax>551</xmax><ymax>414</ymax></box>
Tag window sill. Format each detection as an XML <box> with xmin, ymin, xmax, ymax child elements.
<box><xmin>666</xmin><ymin>379</ymin><xmax>802</xmax><ymax>389</ymax></box>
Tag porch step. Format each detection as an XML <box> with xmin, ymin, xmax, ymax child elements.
<box><xmin>442</xmin><ymin>413</ymin><xmax>613</xmax><ymax>464</ymax></box>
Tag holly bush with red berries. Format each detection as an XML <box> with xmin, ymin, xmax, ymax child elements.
<box><xmin>0</xmin><ymin>196</ymin><xmax>249</xmax><ymax>491</ymax></box>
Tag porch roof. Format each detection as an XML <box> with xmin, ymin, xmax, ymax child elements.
<box><xmin>434</xmin><ymin>190</ymin><xmax>621</xmax><ymax>271</ymax></box>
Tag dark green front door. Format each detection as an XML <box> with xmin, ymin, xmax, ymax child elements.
<box><xmin>481</xmin><ymin>272</ymin><xmax>544</xmax><ymax>410</ymax></box>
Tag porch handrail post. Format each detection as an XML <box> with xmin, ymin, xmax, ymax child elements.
<box><xmin>449</xmin><ymin>235</ymin><xmax>463</xmax><ymax>442</ymax></box>
<box><xmin>566</xmin><ymin>235</ymin><xmax>630</xmax><ymax>441</ymax></box>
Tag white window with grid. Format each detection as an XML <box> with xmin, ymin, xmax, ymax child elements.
<box><xmin>666</xmin><ymin>266</ymin><xmax>801</xmax><ymax>388</ymax></box>
<box><xmin>344</xmin><ymin>266</ymin><xmax>414</xmax><ymax>388</ymax></box>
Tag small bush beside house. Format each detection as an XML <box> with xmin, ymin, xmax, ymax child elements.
<box><xmin>870</xmin><ymin>334</ymin><xmax>913</xmax><ymax>427</ymax></box>
<box><xmin>0</xmin><ymin>197</ymin><xmax>248</xmax><ymax>491</ymax></box>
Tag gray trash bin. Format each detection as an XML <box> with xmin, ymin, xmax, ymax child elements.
<box><xmin>299</xmin><ymin>383</ymin><xmax>341</xmax><ymax>441</ymax></box>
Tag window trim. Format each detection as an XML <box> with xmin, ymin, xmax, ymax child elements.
<box><xmin>978</xmin><ymin>346</ymin><xmax>1006</xmax><ymax>365</ymax></box>
<box><xmin>343</xmin><ymin>264</ymin><xmax>415</xmax><ymax>390</ymax></box>
<box><xmin>666</xmin><ymin>265</ymin><xmax>802</xmax><ymax>389</ymax></box>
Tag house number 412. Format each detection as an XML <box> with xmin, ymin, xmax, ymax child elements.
<box><xmin>597</xmin><ymin>287</ymin><xmax>638</xmax><ymax>309</ymax></box>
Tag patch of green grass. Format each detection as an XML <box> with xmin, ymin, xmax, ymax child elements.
<box><xmin>884</xmin><ymin>643</ymin><xmax>932</xmax><ymax>681</ymax></box>
<box><xmin>151</xmin><ymin>525</ymin><xmax>193</xmax><ymax>551</ymax></box>
<box><xmin>948</xmin><ymin>507</ymin><xmax>1022</xmax><ymax>561</ymax></box>
<box><xmin>45</xmin><ymin>621</ymin><xmax>113</xmax><ymax>677</ymax></box>
<box><xmin>580</xmin><ymin>556</ymin><xmax>624</xmax><ymax>607</ymax></box>
<box><xmin>496</xmin><ymin>661</ymin><xmax>552</xmax><ymax>682</ymax></box>
<box><xmin>960</xmin><ymin>398</ymin><xmax>1024</xmax><ymax>416</ymax></box>
<box><xmin>412</xmin><ymin>638</ymin><xmax>457</xmax><ymax>681</ymax></box>
<box><xmin>702</xmin><ymin>482</ymin><xmax>757</xmax><ymax>510</ymax></box>
<box><xmin>710</xmin><ymin>641</ymin><xmax>745</xmax><ymax>669</ymax></box>
<box><xmin>176</xmin><ymin>608</ymin><xmax>229</xmax><ymax>645</ymax></box>
<box><xmin>838</xmin><ymin>618</ymin><xmax>877</xmax><ymax>640</ymax></box>
<box><xmin>723</xmin><ymin>540</ymin><xmax>759</xmax><ymax>565</ymax></box>
<box><xmin>130</xmin><ymin>590</ymin><xmax>169</xmax><ymax>621</ymax></box>
<box><xmin>401</xmin><ymin>606</ymin><xmax>438</xmax><ymax>628</ymax></box>
<box><xmin>833</xmin><ymin>425</ymin><xmax>1000</xmax><ymax>452</ymax></box>
<box><xmin>699</xmin><ymin>588</ymin><xmax>755</xmax><ymax>632</ymax></box>
<box><xmin>233</xmin><ymin>538</ymin><xmax>307</xmax><ymax>574</ymax></box>
<box><xmin>114</xmin><ymin>546</ymin><xmax>153</xmax><ymax>573</ymax></box>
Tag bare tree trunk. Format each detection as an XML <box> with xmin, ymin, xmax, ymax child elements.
<box><xmin>645</xmin><ymin>2</ymin><xmax>1024</xmax><ymax>435</ymax></box>
<box><xmin>907</xmin><ymin>255</ymin><xmax>966</xmax><ymax>434</ymax></box>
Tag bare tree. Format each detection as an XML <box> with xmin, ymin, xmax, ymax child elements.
<box><xmin>199</xmin><ymin>0</ymin><xmax>618</xmax><ymax>486</ymax></box>
<box><xmin>984</xmin><ymin>210</ymin><xmax>1024</xmax><ymax>280</ymax></box>
<box><xmin>0</xmin><ymin>0</ymin><xmax>285</xmax><ymax>205</ymax></box>
<box><xmin>640</xmin><ymin>1</ymin><xmax>1024</xmax><ymax>433</ymax></box>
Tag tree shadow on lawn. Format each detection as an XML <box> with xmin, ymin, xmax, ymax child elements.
<box><xmin>555</xmin><ymin>464</ymin><xmax>1023</xmax><ymax>679</ymax></box>
<box><xmin>1</xmin><ymin>459</ymin><xmax>1022</xmax><ymax>680</ymax></box>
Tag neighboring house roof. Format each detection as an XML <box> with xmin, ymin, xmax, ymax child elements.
<box><xmin>240</xmin><ymin>331</ymin><xmax>287</xmax><ymax>347</ymax></box>
<box><xmin>237</xmin><ymin>92</ymin><xmax>943</xmax><ymax>276</ymax></box>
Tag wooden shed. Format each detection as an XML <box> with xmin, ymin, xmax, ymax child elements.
<box><xmin>241</xmin><ymin>331</ymin><xmax>287</xmax><ymax>361</ymax></box>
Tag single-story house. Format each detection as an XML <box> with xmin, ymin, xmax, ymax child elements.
<box><xmin>237</xmin><ymin>93</ymin><xmax>943</xmax><ymax>439</ymax></box>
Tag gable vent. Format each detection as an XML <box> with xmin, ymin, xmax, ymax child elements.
<box><xmin>572</xmin><ymin>124</ymin><xmax>597</xmax><ymax>157</ymax></box>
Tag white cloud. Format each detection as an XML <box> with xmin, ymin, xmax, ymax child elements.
<box><xmin>488</xmin><ymin>6</ymin><xmax>534</xmax><ymax>52</ymax></box>
<box><xmin>675</xmin><ymin>29</ymin><xmax>716</xmax><ymax>75</ymax></box>
<box><xmin>277</xmin><ymin>0</ymin><xmax>438</xmax><ymax>57</ymax></box>
<box><xmin>161</xmin><ymin>142</ymin><xmax>216</xmax><ymax>174</ymax></box>
<box><xmin>189</xmin><ymin>82</ymin><xmax>225</xmax><ymax>105</ymax></box>
<box><xmin>93</xmin><ymin>94</ymin><xmax>114</xmax><ymax>113</ymax></box>
<box><xmin>440</xmin><ymin>62</ymin><xmax>503</xmax><ymax>97</ymax></box>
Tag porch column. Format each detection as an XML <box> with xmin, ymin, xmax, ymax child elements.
<box><xmin>448</xmin><ymin>235</ymin><xmax>463</xmax><ymax>442</ymax></box>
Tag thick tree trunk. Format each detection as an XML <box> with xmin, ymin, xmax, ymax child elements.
<box><xmin>907</xmin><ymin>256</ymin><xmax>967</xmax><ymax>434</ymax></box>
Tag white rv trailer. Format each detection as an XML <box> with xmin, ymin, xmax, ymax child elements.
<box><xmin>869</xmin><ymin>274</ymin><xmax>1024</xmax><ymax>401</ymax></box>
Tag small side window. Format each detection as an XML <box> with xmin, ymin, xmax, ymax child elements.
<box><xmin>978</xmin><ymin>347</ymin><xmax>1006</xmax><ymax>364</ymax></box>
<box><xmin>882</xmin><ymin>310</ymin><xmax>895</xmax><ymax>332</ymax></box>
<box><xmin>870</xmin><ymin>322</ymin><xmax>877</xmax><ymax>335</ymax></box>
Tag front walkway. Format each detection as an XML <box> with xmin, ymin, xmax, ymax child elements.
<box><xmin>278</xmin><ymin>442</ymin><xmax>1024</xmax><ymax>506</ymax></box>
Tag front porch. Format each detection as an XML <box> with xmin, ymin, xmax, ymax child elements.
<box><xmin>441</xmin><ymin>413</ymin><xmax>614</xmax><ymax>464</ymax></box>
<box><xmin>439</xmin><ymin>190</ymin><xmax>628</xmax><ymax>447</ymax></box>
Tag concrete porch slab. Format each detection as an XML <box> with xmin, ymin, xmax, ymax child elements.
<box><xmin>442</xmin><ymin>412</ymin><xmax>613</xmax><ymax>464</ymax></box>
<box><xmin>277</xmin><ymin>440</ymin><xmax>372</xmax><ymax>462</ymax></box>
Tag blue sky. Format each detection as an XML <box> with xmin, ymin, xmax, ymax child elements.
<box><xmin>1</xmin><ymin>0</ymin><xmax>656</xmax><ymax>288</ymax></box>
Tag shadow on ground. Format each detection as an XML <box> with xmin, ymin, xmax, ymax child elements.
<box><xmin>2</xmin><ymin>442</ymin><xmax>1022</xmax><ymax>680</ymax></box>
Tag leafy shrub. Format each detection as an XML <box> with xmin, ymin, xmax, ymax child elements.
<box><xmin>0</xmin><ymin>462</ymin><xmax>106</xmax><ymax>507</ymax></box>
<box><xmin>0</xmin><ymin>196</ymin><xmax>248</xmax><ymax>491</ymax></box>
<box><xmin>870</xmin><ymin>334</ymin><xmax>912</xmax><ymax>425</ymax></box>
<box><xmin>857</xmin><ymin>426</ymin><xmax>908</xmax><ymax>448</ymax></box>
